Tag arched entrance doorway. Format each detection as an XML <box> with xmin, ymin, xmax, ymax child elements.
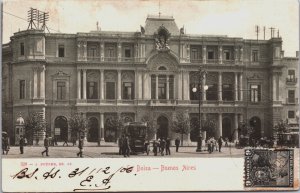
<box><xmin>88</xmin><ymin>117</ymin><xmax>99</xmax><ymax>142</ymax></box>
<box><xmin>222</xmin><ymin>117</ymin><xmax>232</xmax><ymax>141</ymax></box>
<box><xmin>249</xmin><ymin>117</ymin><xmax>261</xmax><ymax>140</ymax></box>
<box><xmin>54</xmin><ymin>116</ymin><xmax>68</xmax><ymax>141</ymax></box>
<box><xmin>157</xmin><ymin>116</ymin><xmax>168</xmax><ymax>139</ymax></box>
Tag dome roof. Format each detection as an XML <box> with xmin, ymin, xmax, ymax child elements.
<box><xmin>16</xmin><ymin>115</ymin><xmax>25</xmax><ymax>125</ymax></box>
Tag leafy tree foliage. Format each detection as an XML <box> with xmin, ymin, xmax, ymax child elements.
<box><xmin>24</xmin><ymin>112</ymin><xmax>47</xmax><ymax>145</ymax></box>
<box><xmin>172</xmin><ymin>111</ymin><xmax>190</xmax><ymax>145</ymax></box>
<box><xmin>68</xmin><ymin>113</ymin><xmax>88</xmax><ymax>138</ymax></box>
<box><xmin>141</xmin><ymin>114</ymin><xmax>156</xmax><ymax>140</ymax></box>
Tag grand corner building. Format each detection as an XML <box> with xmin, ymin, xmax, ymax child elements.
<box><xmin>2</xmin><ymin>15</ymin><xmax>299</xmax><ymax>145</ymax></box>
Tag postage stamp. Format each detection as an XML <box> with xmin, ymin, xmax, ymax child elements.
<box><xmin>244</xmin><ymin>149</ymin><xmax>294</xmax><ymax>188</ymax></box>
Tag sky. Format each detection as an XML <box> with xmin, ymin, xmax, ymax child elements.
<box><xmin>2</xmin><ymin>0</ymin><xmax>299</xmax><ymax>57</ymax></box>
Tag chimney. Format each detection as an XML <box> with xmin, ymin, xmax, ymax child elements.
<box><xmin>296</xmin><ymin>51</ymin><xmax>299</xmax><ymax>57</ymax></box>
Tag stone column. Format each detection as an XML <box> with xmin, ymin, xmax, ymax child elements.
<box><xmin>234</xmin><ymin>113</ymin><xmax>239</xmax><ymax>141</ymax></box>
<box><xmin>218</xmin><ymin>72</ymin><xmax>222</xmax><ymax>102</ymax></box>
<box><xmin>272</xmin><ymin>73</ymin><xmax>277</xmax><ymax>101</ymax></box>
<box><xmin>234</xmin><ymin>47</ymin><xmax>238</xmax><ymax>64</ymax></box>
<box><xmin>234</xmin><ymin>72</ymin><xmax>238</xmax><ymax>101</ymax></box>
<box><xmin>239</xmin><ymin>73</ymin><xmax>243</xmax><ymax>101</ymax></box>
<box><xmin>100</xmin><ymin>113</ymin><xmax>104</xmax><ymax>141</ymax></box>
<box><xmin>218</xmin><ymin>46</ymin><xmax>223</xmax><ymax>64</ymax></box>
<box><xmin>100</xmin><ymin>70</ymin><xmax>104</xmax><ymax>100</ymax></box>
<box><xmin>83</xmin><ymin>42</ymin><xmax>87</xmax><ymax>61</ymax></box>
<box><xmin>137</xmin><ymin>71</ymin><xmax>143</xmax><ymax>99</ymax></box>
<box><xmin>202</xmin><ymin>73</ymin><xmax>207</xmax><ymax>101</ymax></box>
<box><xmin>82</xmin><ymin>69</ymin><xmax>87</xmax><ymax>99</ymax></box>
<box><xmin>218</xmin><ymin>113</ymin><xmax>222</xmax><ymax>138</ymax></box>
<box><xmin>40</xmin><ymin>66</ymin><xmax>45</xmax><ymax>99</ymax></box>
<box><xmin>177</xmin><ymin>72</ymin><xmax>182</xmax><ymax>100</ymax></box>
<box><xmin>117</xmin><ymin>70</ymin><xmax>122</xmax><ymax>100</ymax></box>
<box><xmin>100</xmin><ymin>42</ymin><xmax>104</xmax><ymax>62</ymax></box>
<box><xmin>183</xmin><ymin>71</ymin><xmax>190</xmax><ymax>100</ymax></box>
<box><xmin>143</xmin><ymin>72</ymin><xmax>147</xmax><ymax>99</ymax></box>
<box><xmin>155</xmin><ymin>75</ymin><xmax>158</xmax><ymax>100</ymax></box>
<box><xmin>202</xmin><ymin>45</ymin><xmax>207</xmax><ymax>64</ymax></box>
<box><xmin>77</xmin><ymin>69</ymin><xmax>81</xmax><ymax>99</ymax></box>
<box><xmin>240</xmin><ymin>47</ymin><xmax>243</xmax><ymax>63</ymax></box>
<box><xmin>166</xmin><ymin>75</ymin><xmax>169</xmax><ymax>100</ymax></box>
<box><xmin>33</xmin><ymin>68</ymin><xmax>38</xmax><ymax>99</ymax></box>
<box><xmin>117</xmin><ymin>42</ymin><xmax>122</xmax><ymax>62</ymax></box>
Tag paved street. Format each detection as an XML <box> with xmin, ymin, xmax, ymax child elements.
<box><xmin>2</xmin><ymin>144</ymin><xmax>245</xmax><ymax>158</ymax></box>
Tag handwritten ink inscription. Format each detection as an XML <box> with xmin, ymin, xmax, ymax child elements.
<box><xmin>10</xmin><ymin>163</ymin><xmax>197</xmax><ymax>191</ymax></box>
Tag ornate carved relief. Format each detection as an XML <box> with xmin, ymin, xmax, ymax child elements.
<box><xmin>121</xmin><ymin>71</ymin><xmax>134</xmax><ymax>82</ymax></box>
<box><xmin>52</xmin><ymin>70</ymin><xmax>69</xmax><ymax>77</ymax></box>
<box><xmin>87</xmin><ymin>71</ymin><xmax>99</xmax><ymax>82</ymax></box>
<box><xmin>206</xmin><ymin>72</ymin><xmax>218</xmax><ymax>84</ymax></box>
<box><xmin>222</xmin><ymin>72</ymin><xmax>234</xmax><ymax>84</ymax></box>
<box><xmin>104</xmin><ymin>71</ymin><xmax>117</xmax><ymax>81</ymax></box>
<box><xmin>147</xmin><ymin>52</ymin><xmax>178</xmax><ymax>71</ymax></box>
<box><xmin>154</xmin><ymin>25</ymin><xmax>171</xmax><ymax>51</ymax></box>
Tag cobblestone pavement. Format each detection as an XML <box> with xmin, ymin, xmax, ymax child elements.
<box><xmin>2</xmin><ymin>144</ymin><xmax>245</xmax><ymax>158</ymax></box>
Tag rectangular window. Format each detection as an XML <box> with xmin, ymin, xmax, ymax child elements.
<box><xmin>208</xmin><ymin>51</ymin><xmax>214</xmax><ymax>59</ymax></box>
<box><xmin>252</xmin><ymin>50</ymin><xmax>258</xmax><ymax>62</ymax></box>
<box><xmin>88</xmin><ymin>47</ymin><xmax>97</xmax><ymax>58</ymax></box>
<box><xmin>288</xmin><ymin>111</ymin><xmax>295</xmax><ymax>119</ymax></box>
<box><xmin>122</xmin><ymin>82</ymin><xmax>134</xmax><ymax>99</ymax></box>
<box><xmin>191</xmin><ymin>47</ymin><xmax>201</xmax><ymax>61</ymax></box>
<box><xmin>224</xmin><ymin>50</ymin><xmax>230</xmax><ymax>60</ymax></box>
<box><xmin>158</xmin><ymin>82</ymin><xmax>166</xmax><ymax>99</ymax></box>
<box><xmin>288</xmin><ymin>90</ymin><xmax>295</xmax><ymax>103</ymax></box>
<box><xmin>87</xmin><ymin>82</ymin><xmax>98</xmax><ymax>99</ymax></box>
<box><xmin>125</xmin><ymin>48</ymin><xmax>131</xmax><ymax>58</ymax></box>
<box><xmin>288</xmin><ymin>70</ymin><xmax>295</xmax><ymax>80</ymax></box>
<box><xmin>169</xmin><ymin>76</ymin><xmax>174</xmax><ymax>99</ymax></box>
<box><xmin>19</xmin><ymin>80</ymin><xmax>25</xmax><ymax>99</ymax></box>
<box><xmin>58</xmin><ymin>45</ymin><xmax>65</xmax><ymax>57</ymax></box>
<box><xmin>57</xmin><ymin>81</ymin><xmax>66</xmax><ymax>100</ymax></box>
<box><xmin>106</xmin><ymin>82</ymin><xmax>115</xmax><ymax>99</ymax></box>
<box><xmin>20</xmin><ymin>43</ymin><xmax>24</xmax><ymax>56</ymax></box>
<box><xmin>206</xmin><ymin>84</ymin><xmax>218</xmax><ymax>100</ymax></box>
<box><xmin>222</xmin><ymin>84</ymin><xmax>234</xmax><ymax>101</ymax></box>
<box><xmin>151</xmin><ymin>76</ymin><xmax>156</xmax><ymax>99</ymax></box>
<box><xmin>250</xmin><ymin>84</ymin><xmax>261</xmax><ymax>102</ymax></box>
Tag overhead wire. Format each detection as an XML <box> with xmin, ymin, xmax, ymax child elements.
<box><xmin>3</xmin><ymin>10</ymin><xmax>60</xmax><ymax>33</ymax></box>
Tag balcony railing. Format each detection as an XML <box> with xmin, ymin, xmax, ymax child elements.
<box><xmin>104</xmin><ymin>57</ymin><xmax>117</xmax><ymax>62</ymax></box>
<box><xmin>87</xmin><ymin>56</ymin><xmax>101</xmax><ymax>61</ymax></box>
<box><xmin>223</xmin><ymin>59</ymin><xmax>235</xmax><ymax>65</ymax></box>
<box><xmin>286</xmin><ymin>78</ymin><xmax>297</xmax><ymax>84</ymax></box>
<box><xmin>286</xmin><ymin>98</ymin><xmax>298</xmax><ymax>104</ymax></box>
<box><xmin>120</xmin><ymin>57</ymin><xmax>134</xmax><ymax>62</ymax></box>
<box><xmin>190</xmin><ymin>59</ymin><xmax>203</xmax><ymax>63</ymax></box>
<box><xmin>207</xmin><ymin>59</ymin><xmax>218</xmax><ymax>64</ymax></box>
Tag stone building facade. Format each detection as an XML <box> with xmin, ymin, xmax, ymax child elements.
<box><xmin>2</xmin><ymin>15</ymin><xmax>299</xmax><ymax>145</ymax></box>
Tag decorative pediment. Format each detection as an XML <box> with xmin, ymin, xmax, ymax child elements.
<box><xmin>248</xmin><ymin>73</ymin><xmax>263</xmax><ymax>80</ymax></box>
<box><xmin>147</xmin><ymin>52</ymin><xmax>178</xmax><ymax>71</ymax></box>
<box><xmin>122</xmin><ymin>71</ymin><xmax>134</xmax><ymax>82</ymax></box>
<box><xmin>154</xmin><ymin>25</ymin><xmax>171</xmax><ymax>51</ymax></box>
<box><xmin>52</xmin><ymin>70</ymin><xmax>69</xmax><ymax>77</ymax></box>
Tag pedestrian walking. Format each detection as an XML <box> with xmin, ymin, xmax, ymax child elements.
<box><xmin>175</xmin><ymin>137</ymin><xmax>180</xmax><ymax>152</ymax></box>
<box><xmin>19</xmin><ymin>135</ymin><xmax>25</xmax><ymax>154</ymax></box>
<box><xmin>72</xmin><ymin>136</ymin><xmax>76</xmax><ymax>146</ymax></box>
<box><xmin>77</xmin><ymin>135</ymin><xmax>84</xmax><ymax>157</ymax></box>
<box><xmin>160</xmin><ymin>138</ymin><xmax>166</xmax><ymax>156</ymax></box>
<box><xmin>153</xmin><ymin>140</ymin><xmax>158</xmax><ymax>156</ymax></box>
<box><xmin>218</xmin><ymin>136</ymin><xmax>223</xmax><ymax>152</ymax></box>
<box><xmin>214</xmin><ymin>137</ymin><xmax>218</xmax><ymax>151</ymax></box>
<box><xmin>144</xmin><ymin>140</ymin><xmax>150</xmax><ymax>155</ymax></box>
<box><xmin>122</xmin><ymin>136</ymin><xmax>130</xmax><ymax>157</ymax></box>
<box><xmin>2</xmin><ymin>135</ymin><xmax>10</xmax><ymax>155</ymax></box>
<box><xmin>166</xmin><ymin>138</ymin><xmax>171</xmax><ymax>155</ymax></box>
<box><xmin>157</xmin><ymin>138</ymin><xmax>161</xmax><ymax>153</ymax></box>
<box><xmin>118</xmin><ymin>135</ymin><xmax>124</xmax><ymax>155</ymax></box>
<box><xmin>42</xmin><ymin>135</ymin><xmax>50</xmax><ymax>156</ymax></box>
<box><xmin>63</xmin><ymin>137</ymin><xmax>68</xmax><ymax>146</ymax></box>
<box><xmin>225</xmin><ymin>137</ymin><xmax>229</xmax><ymax>147</ymax></box>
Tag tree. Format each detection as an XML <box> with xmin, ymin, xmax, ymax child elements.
<box><xmin>24</xmin><ymin>112</ymin><xmax>47</xmax><ymax>145</ymax></box>
<box><xmin>190</xmin><ymin>119</ymin><xmax>217</xmax><ymax>140</ymax></box>
<box><xmin>68</xmin><ymin>113</ymin><xmax>88</xmax><ymax>139</ymax></box>
<box><xmin>273</xmin><ymin>119</ymin><xmax>289</xmax><ymax>134</ymax></box>
<box><xmin>141</xmin><ymin>114</ymin><xmax>156</xmax><ymax>140</ymax></box>
<box><xmin>105</xmin><ymin>115</ymin><xmax>124</xmax><ymax>141</ymax></box>
<box><xmin>172</xmin><ymin>111</ymin><xmax>190</xmax><ymax>146</ymax></box>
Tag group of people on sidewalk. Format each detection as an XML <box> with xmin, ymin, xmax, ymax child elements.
<box><xmin>207</xmin><ymin>136</ymin><xmax>226</xmax><ymax>153</ymax></box>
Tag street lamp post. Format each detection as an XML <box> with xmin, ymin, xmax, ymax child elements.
<box><xmin>192</xmin><ymin>65</ymin><xmax>208</xmax><ymax>152</ymax></box>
